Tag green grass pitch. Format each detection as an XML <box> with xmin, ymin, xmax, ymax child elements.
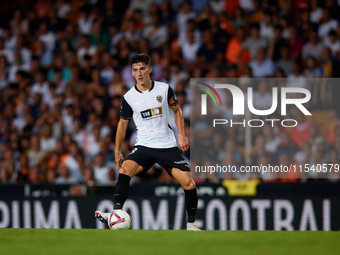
<box><xmin>0</xmin><ymin>229</ymin><xmax>339</xmax><ymax>255</ymax></box>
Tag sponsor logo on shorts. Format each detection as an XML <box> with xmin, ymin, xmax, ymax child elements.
<box><xmin>130</xmin><ymin>148</ymin><xmax>138</xmax><ymax>154</ymax></box>
<box><xmin>174</xmin><ymin>160</ymin><xmax>187</xmax><ymax>164</ymax></box>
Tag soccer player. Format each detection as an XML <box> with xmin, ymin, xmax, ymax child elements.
<box><xmin>95</xmin><ymin>53</ymin><xmax>200</xmax><ymax>231</ymax></box>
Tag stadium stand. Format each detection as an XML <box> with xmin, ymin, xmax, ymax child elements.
<box><xmin>0</xmin><ymin>0</ymin><xmax>339</xmax><ymax>185</ymax></box>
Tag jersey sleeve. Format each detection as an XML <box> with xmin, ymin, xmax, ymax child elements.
<box><xmin>168</xmin><ymin>86</ymin><xmax>178</xmax><ymax>106</ymax></box>
<box><xmin>120</xmin><ymin>97</ymin><xmax>133</xmax><ymax>119</ymax></box>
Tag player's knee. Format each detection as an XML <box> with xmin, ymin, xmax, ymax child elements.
<box><xmin>183</xmin><ymin>178</ymin><xmax>196</xmax><ymax>190</ymax></box>
<box><xmin>119</xmin><ymin>167</ymin><xmax>132</xmax><ymax>177</ymax></box>
<box><xmin>188</xmin><ymin>179</ymin><xmax>196</xmax><ymax>190</ymax></box>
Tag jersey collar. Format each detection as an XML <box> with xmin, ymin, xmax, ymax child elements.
<box><xmin>135</xmin><ymin>80</ymin><xmax>155</xmax><ymax>93</ymax></box>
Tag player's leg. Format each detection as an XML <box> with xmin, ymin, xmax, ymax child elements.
<box><xmin>95</xmin><ymin>160</ymin><xmax>143</xmax><ymax>224</ymax></box>
<box><xmin>171</xmin><ymin>168</ymin><xmax>200</xmax><ymax>231</ymax></box>
<box><xmin>113</xmin><ymin>160</ymin><xmax>143</xmax><ymax>209</ymax></box>
<box><xmin>114</xmin><ymin>146</ymin><xmax>154</xmax><ymax>210</ymax></box>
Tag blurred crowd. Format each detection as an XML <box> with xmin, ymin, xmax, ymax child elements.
<box><xmin>191</xmin><ymin>91</ymin><xmax>340</xmax><ymax>183</ymax></box>
<box><xmin>0</xmin><ymin>0</ymin><xmax>340</xmax><ymax>185</ymax></box>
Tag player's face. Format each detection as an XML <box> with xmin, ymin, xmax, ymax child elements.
<box><xmin>131</xmin><ymin>63</ymin><xmax>152</xmax><ymax>87</ymax></box>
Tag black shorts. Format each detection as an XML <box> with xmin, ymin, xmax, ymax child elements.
<box><xmin>125</xmin><ymin>145</ymin><xmax>190</xmax><ymax>176</ymax></box>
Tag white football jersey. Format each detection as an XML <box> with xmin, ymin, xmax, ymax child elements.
<box><xmin>120</xmin><ymin>81</ymin><xmax>178</xmax><ymax>148</ymax></box>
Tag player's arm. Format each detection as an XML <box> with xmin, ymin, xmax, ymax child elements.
<box><xmin>171</xmin><ymin>104</ymin><xmax>189</xmax><ymax>153</ymax></box>
<box><xmin>115</xmin><ymin>118</ymin><xmax>129</xmax><ymax>169</ymax></box>
<box><xmin>115</xmin><ymin>97</ymin><xmax>133</xmax><ymax>170</ymax></box>
<box><xmin>168</xmin><ymin>86</ymin><xmax>189</xmax><ymax>153</ymax></box>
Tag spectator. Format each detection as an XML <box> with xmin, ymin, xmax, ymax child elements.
<box><xmin>209</xmin><ymin>0</ymin><xmax>225</xmax><ymax>15</ymax></box>
<box><xmin>129</xmin><ymin>0</ymin><xmax>155</xmax><ymax>19</ymax></box>
<box><xmin>320</xmin><ymin>47</ymin><xmax>334</xmax><ymax>78</ymax></box>
<box><xmin>60</xmin><ymin>141</ymin><xmax>83</xmax><ymax>181</ymax></box>
<box><xmin>324</xmin><ymin>30</ymin><xmax>340</xmax><ymax>56</ymax></box>
<box><xmin>37</xmin><ymin>22</ymin><xmax>56</xmax><ymax>51</ymax></box>
<box><xmin>122</xmin><ymin>18</ymin><xmax>143</xmax><ymax>46</ymax></box>
<box><xmin>290</xmin><ymin>111</ymin><xmax>313</xmax><ymax>149</ymax></box>
<box><xmin>302</xmin><ymin>30</ymin><xmax>324</xmax><ymax>61</ymax></box>
<box><xmin>176</xmin><ymin>2</ymin><xmax>196</xmax><ymax>44</ymax></box>
<box><xmin>310</xmin><ymin>0</ymin><xmax>323</xmax><ymax>24</ymax></box>
<box><xmin>77</xmin><ymin>35</ymin><xmax>98</xmax><ymax>67</ymax></box>
<box><xmin>17</xmin><ymin>154</ymin><xmax>30</xmax><ymax>181</ymax></box>
<box><xmin>27</xmin><ymin>136</ymin><xmax>45</xmax><ymax>167</ymax></box>
<box><xmin>100</xmin><ymin>52</ymin><xmax>115</xmax><ymax>85</ymax></box>
<box><xmin>77</xmin><ymin>6</ymin><xmax>94</xmax><ymax>35</ymax></box>
<box><xmin>35</xmin><ymin>40</ymin><xmax>53</xmax><ymax>68</ymax></box>
<box><xmin>275</xmin><ymin>45</ymin><xmax>293</xmax><ymax>76</ymax></box>
<box><xmin>1</xmin><ymin>25</ymin><xmax>17</xmax><ymax>51</ymax></box>
<box><xmin>55</xmin><ymin>0</ymin><xmax>71</xmax><ymax>19</ymax></box>
<box><xmin>208</xmin><ymin>14</ymin><xmax>229</xmax><ymax>49</ymax></box>
<box><xmin>65</xmin><ymin>65</ymin><xmax>87</xmax><ymax>96</ymax></box>
<box><xmin>249</xmin><ymin>47</ymin><xmax>275</xmax><ymax>77</ymax></box>
<box><xmin>55</xmin><ymin>163</ymin><xmax>79</xmax><ymax>184</ymax></box>
<box><xmin>159</xmin><ymin>1</ymin><xmax>174</xmax><ymax>26</ymax></box>
<box><xmin>286</xmin><ymin>26</ymin><xmax>304</xmax><ymax>59</ymax></box>
<box><xmin>169</xmin><ymin>62</ymin><xmax>188</xmax><ymax>91</ymax></box>
<box><xmin>197</xmin><ymin>30</ymin><xmax>223</xmax><ymax>64</ymax></box>
<box><xmin>85</xmin><ymin>127</ymin><xmax>101</xmax><ymax>159</ymax></box>
<box><xmin>260</xmin><ymin>11</ymin><xmax>274</xmax><ymax>41</ymax></box>
<box><xmin>257</xmin><ymin>155</ymin><xmax>276</xmax><ymax>182</ymax></box>
<box><xmin>93</xmin><ymin>153</ymin><xmax>115</xmax><ymax>184</ymax></box>
<box><xmin>45</xmin><ymin>168</ymin><xmax>56</xmax><ymax>183</ymax></box>
<box><xmin>225</xmin><ymin>27</ymin><xmax>250</xmax><ymax>64</ymax></box>
<box><xmin>10</xmin><ymin>9</ymin><xmax>29</xmax><ymax>35</ymax></box>
<box><xmin>287</xmin><ymin>60</ymin><xmax>308</xmax><ymax>89</ymax></box>
<box><xmin>40</xmin><ymin>124</ymin><xmax>57</xmax><ymax>152</ymax></box>
<box><xmin>181</xmin><ymin>30</ymin><xmax>201</xmax><ymax>63</ymax></box>
<box><xmin>89</xmin><ymin>18</ymin><xmax>111</xmax><ymax>53</ymax></box>
<box><xmin>277</xmin><ymin>132</ymin><xmax>299</xmax><ymax>158</ymax></box>
<box><xmin>251</xmin><ymin>81</ymin><xmax>274</xmax><ymax>111</ymax></box>
<box><xmin>15</xmin><ymin>35</ymin><xmax>31</xmax><ymax>67</ymax></box>
<box><xmin>0</xmin><ymin>37</ymin><xmax>13</xmax><ymax>65</ymax></box>
<box><xmin>8</xmin><ymin>50</ymin><xmax>30</xmax><ymax>82</ymax></box>
<box><xmin>34</xmin><ymin>0</ymin><xmax>51</xmax><ymax>19</ymax></box>
<box><xmin>295</xmin><ymin>141</ymin><xmax>312</xmax><ymax>165</ymax></box>
<box><xmin>71</xmin><ymin>118</ymin><xmax>87</xmax><ymax>149</ymax></box>
<box><xmin>143</xmin><ymin>14</ymin><xmax>168</xmax><ymax>49</ymax></box>
<box><xmin>65</xmin><ymin>23</ymin><xmax>82</xmax><ymax>51</ymax></box>
<box><xmin>251</xmin><ymin>135</ymin><xmax>271</xmax><ymax>165</ymax></box>
<box><xmin>232</xmin><ymin>7</ymin><xmax>246</xmax><ymax>29</ymax></box>
<box><xmin>249</xmin><ymin>0</ymin><xmax>264</xmax><ymax>24</ymax></box>
<box><xmin>83</xmin><ymin>167</ymin><xmax>94</xmax><ymax>184</ymax></box>
<box><xmin>303</xmin><ymin>56</ymin><xmax>321</xmax><ymax>78</ymax></box>
<box><xmin>318</xmin><ymin>9</ymin><xmax>338</xmax><ymax>39</ymax></box>
<box><xmin>297</xmin><ymin>10</ymin><xmax>317</xmax><ymax>39</ymax></box>
<box><xmin>243</xmin><ymin>23</ymin><xmax>268</xmax><ymax>59</ymax></box>
<box><xmin>278</xmin><ymin>154</ymin><xmax>300</xmax><ymax>182</ymax></box>
<box><xmin>30</xmin><ymin>68</ymin><xmax>49</xmax><ymax>101</ymax></box>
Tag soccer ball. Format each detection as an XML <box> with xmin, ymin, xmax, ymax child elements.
<box><xmin>108</xmin><ymin>210</ymin><xmax>131</xmax><ymax>230</ymax></box>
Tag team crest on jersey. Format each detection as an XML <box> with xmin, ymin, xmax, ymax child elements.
<box><xmin>156</xmin><ymin>95</ymin><xmax>163</xmax><ymax>103</ymax></box>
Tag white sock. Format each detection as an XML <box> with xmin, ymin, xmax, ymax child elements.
<box><xmin>187</xmin><ymin>222</ymin><xmax>195</xmax><ymax>228</ymax></box>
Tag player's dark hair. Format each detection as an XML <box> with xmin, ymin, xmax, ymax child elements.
<box><xmin>130</xmin><ymin>53</ymin><xmax>150</xmax><ymax>67</ymax></box>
